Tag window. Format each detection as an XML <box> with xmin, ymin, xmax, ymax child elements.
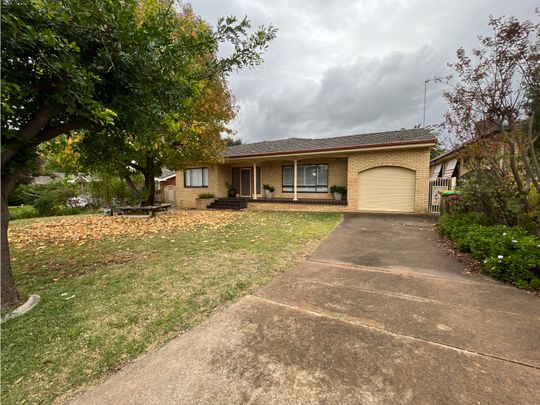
<box><xmin>282</xmin><ymin>164</ymin><xmax>328</xmax><ymax>192</ymax></box>
<box><xmin>184</xmin><ymin>167</ymin><xmax>208</xmax><ymax>187</ymax></box>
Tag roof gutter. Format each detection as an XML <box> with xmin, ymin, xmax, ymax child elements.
<box><xmin>225</xmin><ymin>139</ymin><xmax>437</xmax><ymax>160</ymax></box>
<box><xmin>156</xmin><ymin>174</ymin><xmax>176</xmax><ymax>182</ymax></box>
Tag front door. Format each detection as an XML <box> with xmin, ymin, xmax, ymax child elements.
<box><xmin>240</xmin><ymin>168</ymin><xmax>251</xmax><ymax>197</ymax></box>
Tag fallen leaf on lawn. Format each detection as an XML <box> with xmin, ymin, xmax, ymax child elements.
<box><xmin>9</xmin><ymin>210</ymin><xmax>240</xmax><ymax>248</ymax></box>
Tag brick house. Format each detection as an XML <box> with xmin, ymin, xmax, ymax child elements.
<box><xmin>176</xmin><ymin>129</ymin><xmax>436</xmax><ymax>213</ymax></box>
<box><xmin>429</xmin><ymin>121</ymin><xmax>507</xmax><ymax>183</ymax></box>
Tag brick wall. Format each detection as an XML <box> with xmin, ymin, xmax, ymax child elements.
<box><xmin>176</xmin><ymin>165</ymin><xmax>220</xmax><ymax>209</ymax></box>
<box><xmin>347</xmin><ymin>147</ymin><xmax>431</xmax><ymax>213</ymax></box>
<box><xmin>248</xmin><ymin>203</ymin><xmax>350</xmax><ymax>212</ymax></box>
<box><xmin>176</xmin><ymin>148</ymin><xmax>431</xmax><ymax>213</ymax></box>
<box><xmin>155</xmin><ymin>177</ymin><xmax>176</xmax><ymax>203</ymax></box>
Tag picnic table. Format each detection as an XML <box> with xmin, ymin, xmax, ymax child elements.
<box><xmin>117</xmin><ymin>203</ymin><xmax>172</xmax><ymax>217</ymax></box>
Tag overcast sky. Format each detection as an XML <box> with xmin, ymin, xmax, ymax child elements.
<box><xmin>191</xmin><ymin>0</ymin><xmax>536</xmax><ymax>144</ymax></box>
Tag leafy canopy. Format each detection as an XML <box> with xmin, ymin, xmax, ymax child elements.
<box><xmin>1</xmin><ymin>0</ymin><xmax>276</xmax><ymax>176</ymax></box>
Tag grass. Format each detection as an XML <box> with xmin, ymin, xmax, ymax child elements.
<box><xmin>8</xmin><ymin>205</ymin><xmax>93</xmax><ymax>221</ymax></box>
<box><xmin>8</xmin><ymin>206</ymin><xmax>38</xmax><ymax>220</ymax></box>
<box><xmin>1</xmin><ymin>211</ymin><xmax>341</xmax><ymax>404</ymax></box>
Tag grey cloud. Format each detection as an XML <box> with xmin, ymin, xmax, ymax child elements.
<box><xmin>230</xmin><ymin>47</ymin><xmax>445</xmax><ymax>141</ymax></box>
<box><xmin>192</xmin><ymin>0</ymin><xmax>538</xmax><ymax>143</ymax></box>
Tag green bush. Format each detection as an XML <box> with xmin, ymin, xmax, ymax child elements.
<box><xmin>457</xmin><ymin>170</ymin><xmax>522</xmax><ymax>227</ymax></box>
<box><xmin>438</xmin><ymin>212</ymin><xmax>489</xmax><ymax>243</ymax></box>
<box><xmin>33</xmin><ymin>195</ymin><xmax>55</xmax><ymax>216</ymax></box>
<box><xmin>9</xmin><ymin>205</ymin><xmax>87</xmax><ymax>220</ymax></box>
<box><xmin>330</xmin><ymin>185</ymin><xmax>347</xmax><ymax>194</ymax></box>
<box><xmin>483</xmin><ymin>233</ymin><xmax>540</xmax><ymax>289</ymax></box>
<box><xmin>7</xmin><ymin>180</ymin><xmax>94</xmax><ymax>219</ymax></box>
<box><xmin>33</xmin><ymin>183</ymin><xmax>77</xmax><ymax>216</ymax></box>
<box><xmin>438</xmin><ymin>213</ymin><xmax>540</xmax><ymax>289</ymax></box>
<box><xmin>86</xmin><ymin>176</ymin><xmax>134</xmax><ymax>207</ymax></box>
<box><xmin>8</xmin><ymin>183</ymin><xmax>46</xmax><ymax>205</ymax></box>
<box><xmin>8</xmin><ymin>205</ymin><xmax>38</xmax><ymax>220</ymax></box>
<box><xmin>197</xmin><ymin>193</ymin><xmax>215</xmax><ymax>199</ymax></box>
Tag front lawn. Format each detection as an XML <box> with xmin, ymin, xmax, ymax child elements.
<box><xmin>1</xmin><ymin>210</ymin><xmax>341</xmax><ymax>404</ymax></box>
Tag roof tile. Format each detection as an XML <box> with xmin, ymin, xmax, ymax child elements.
<box><xmin>224</xmin><ymin>128</ymin><xmax>435</xmax><ymax>158</ymax></box>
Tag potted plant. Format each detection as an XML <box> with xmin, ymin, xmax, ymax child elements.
<box><xmin>263</xmin><ymin>184</ymin><xmax>275</xmax><ymax>198</ymax></box>
<box><xmin>330</xmin><ymin>185</ymin><xmax>346</xmax><ymax>201</ymax></box>
<box><xmin>225</xmin><ymin>182</ymin><xmax>237</xmax><ymax>198</ymax></box>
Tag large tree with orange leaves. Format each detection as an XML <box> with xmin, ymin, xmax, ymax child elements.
<box><xmin>1</xmin><ymin>0</ymin><xmax>275</xmax><ymax>308</ymax></box>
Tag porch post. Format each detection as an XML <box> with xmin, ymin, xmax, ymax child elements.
<box><xmin>253</xmin><ymin>162</ymin><xmax>257</xmax><ymax>200</ymax></box>
<box><xmin>293</xmin><ymin>159</ymin><xmax>298</xmax><ymax>201</ymax></box>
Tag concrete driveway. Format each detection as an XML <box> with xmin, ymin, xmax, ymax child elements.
<box><xmin>72</xmin><ymin>214</ymin><xmax>540</xmax><ymax>404</ymax></box>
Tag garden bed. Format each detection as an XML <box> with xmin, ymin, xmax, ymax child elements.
<box><xmin>438</xmin><ymin>213</ymin><xmax>540</xmax><ymax>289</ymax></box>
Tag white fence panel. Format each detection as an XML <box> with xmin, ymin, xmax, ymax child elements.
<box><xmin>429</xmin><ymin>178</ymin><xmax>453</xmax><ymax>214</ymax></box>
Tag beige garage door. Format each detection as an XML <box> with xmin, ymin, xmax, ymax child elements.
<box><xmin>358</xmin><ymin>167</ymin><xmax>416</xmax><ymax>212</ymax></box>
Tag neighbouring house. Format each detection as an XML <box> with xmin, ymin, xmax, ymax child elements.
<box><xmin>67</xmin><ymin>174</ymin><xmax>92</xmax><ymax>185</ymax></box>
<box><xmin>427</xmin><ymin>121</ymin><xmax>509</xmax><ymax>214</ymax></box>
<box><xmin>428</xmin><ymin>149</ymin><xmax>463</xmax><ymax>214</ymax></box>
<box><xmin>176</xmin><ymin>129</ymin><xmax>436</xmax><ymax>213</ymax></box>
<box><xmin>31</xmin><ymin>172</ymin><xmax>65</xmax><ymax>185</ymax></box>
<box><xmin>429</xmin><ymin>121</ymin><xmax>507</xmax><ymax>183</ymax></box>
<box><xmin>429</xmin><ymin>147</ymin><xmax>466</xmax><ymax>182</ymax></box>
<box><xmin>155</xmin><ymin>168</ymin><xmax>177</xmax><ymax>205</ymax></box>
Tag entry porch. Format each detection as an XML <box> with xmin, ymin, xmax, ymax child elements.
<box><xmin>215</xmin><ymin>156</ymin><xmax>349</xmax><ymax>202</ymax></box>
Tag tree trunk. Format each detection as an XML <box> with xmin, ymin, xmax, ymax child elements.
<box><xmin>1</xmin><ymin>174</ymin><xmax>19</xmax><ymax>309</ymax></box>
<box><xmin>143</xmin><ymin>152</ymin><xmax>156</xmax><ymax>206</ymax></box>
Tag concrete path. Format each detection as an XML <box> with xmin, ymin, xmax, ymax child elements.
<box><xmin>72</xmin><ymin>214</ymin><xmax>540</xmax><ymax>405</ymax></box>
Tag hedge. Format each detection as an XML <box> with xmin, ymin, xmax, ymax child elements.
<box><xmin>438</xmin><ymin>213</ymin><xmax>540</xmax><ymax>289</ymax></box>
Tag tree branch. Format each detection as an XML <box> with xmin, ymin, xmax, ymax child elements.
<box><xmin>126</xmin><ymin>161</ymin><xmax>145</xmax><ymax>173</ymax></box>
<box><xmin>35</xmin><ymin>120</ymin><xmax>84</xmax><ymax>144</ymax></box>
<box><xmin>1</xmin><ymin>105</ymin><xmax>54</xmax><ymax>166</ymax></box>
<box><xmin>122</xmin><ymin>174</ymin><xmax>142</xmax><ymax>198</ymax></box>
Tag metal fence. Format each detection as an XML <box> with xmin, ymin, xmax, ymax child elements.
<box><xmin>428</xmin><ymin>177</ymin><xmax>453</xmax><ymax>214</ymax></box>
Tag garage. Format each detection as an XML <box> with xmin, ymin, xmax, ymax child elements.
<box><xmin>358</xmin><ymin>166</ymin><xmax>416</xmax><ymax>212</ymax></box>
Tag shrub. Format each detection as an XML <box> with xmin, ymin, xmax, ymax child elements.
<box><xmin>262</xmin><ymin>184</ymin><xmax>275</xmax><ymax>192</ymax></box>
<box><xmin>197</xmin><ymin>193</ymin><xmax>215</xmax><ymax>199</ymax></box>
<box><xmin>483</xmin><ymin>233</ymin><xmax>540</xmax><ymax>289</ymax></box>
<box><xmin>330</xmin><ymin>185</ymin><xmax>347</xmax><ymax>194</ymax></box>
<box><xmin>33</xmin><ymin>194</ymin><xmax>56</xmax><ymax>216</ymax></box>
<box><xmin>438</xmin><ymin>213</ymin><xmax>540</xmax><ymax>289</ymax></box>
<box><xmin>8</xmin><ymin>183</ymin><xmax>46</xmax><ymax>206</ymax></box>
<box><xmin>86</xmin><ymin>176</ymin><xmax>133</xmax><ymax>207</ymax></box>
<box><xmin>32</xmin><ymin>183</ymin><xmax>77</xmax><ymax>216</ymax></box>
<box><xmin>457</xmin><ymin>171</ymin><xmax>523</xmax><ymax>227</ymax></box>
<box><xmin>9</xmin><ymin>204</ymin><xmax>86</xmax><ymax>220</ymax></box>
<box><xmin>8</xmin><ymin>205</ymin><xmax>38</xmax><ymax>220</ymax></box>
<box><xmin>438</xmin><ymin>212</ymin><xmax>489</xmax><ymax>242</ymax></box>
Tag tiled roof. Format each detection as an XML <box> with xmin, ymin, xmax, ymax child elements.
<box><xmin>157</xmin><ymin>168</ymin><xmax>176</xmax><ymax>180</ymax></box>
<box><xmin>430</xmin><ymin>146</ymin><xmax>462</xmax><ymax>164</ymax></box>
<box><xmin>224</xmin><ymin>128</ymin><xmax>435</xmax><ymax>158</ymax></box>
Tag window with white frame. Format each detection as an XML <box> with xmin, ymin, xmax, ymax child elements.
<box><xmin>184</xmin><ymin>167</ymin><xmax>208</xmax><ymax>188</ymax></box>
<box><xmin>282</xmin><ymin>164</ymin><xmax>328</xmax><ymax>192</ymax></box>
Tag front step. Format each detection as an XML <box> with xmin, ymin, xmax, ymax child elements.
<box><xmin>208</xmin><ymin>198</ymin><xmax>248</xmax><ymax>210</ymax></box>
